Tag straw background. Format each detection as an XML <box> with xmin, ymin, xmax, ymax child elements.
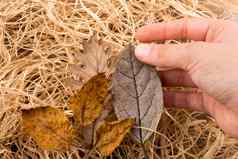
<box><xmin>1</xmin><ymin>0</ymin><xmax>238</xmax><ymax>158</ymax></box>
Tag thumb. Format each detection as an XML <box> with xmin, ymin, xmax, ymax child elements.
<box><xmin>135</xmin><ymin>42</ymin><xmax>208</xmax><ymax>71</ymax></box>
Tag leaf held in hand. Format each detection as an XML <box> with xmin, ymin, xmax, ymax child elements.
<box><xmin>112</xmin><ymin>44</ymin><xmax>164</xmax><ymax>142</ymax></box>
<box><xmin>22</xmin><ymin>107</ymin><xmax>74</xmax><ymax>151</ymax></box>
<box><xmin>96</xmin><ymin>118</ymin><xmax>134</xmax><ymax>156</ymax></box>
<box><xmin>69</xmin><ymin>73</ymin><xmax>109</xmax><ymax>126</ymax></box>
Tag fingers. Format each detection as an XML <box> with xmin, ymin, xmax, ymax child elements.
<box><xmin>163</xmin><ymin>89</ymin><xmax>219</xmax><ymax>116</ymax></box>
<box><xmin>136</xmin><ymin>18</ymin><xmax>214</xmax><ymax>42</ymax></box>
<box><xmin>159</xmin><ymin>69</ymin><xmax>196</xmax><ymax>87</ymax></box>
<box><xmin>135</xmin><ymin>42</ymin><xmax>209</xmax><ymax>71</ymax></box>
<box><xmin>164</xmin><ymin>89</ymin><xmax>238</xmax><ymax>138</ymax></box>
<box><xmin>163</xmin><ymin>89</ymin><xmax>205</xmax><ymax>112</ymax></box>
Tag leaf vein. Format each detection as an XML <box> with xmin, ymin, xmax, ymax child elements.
<box><xmin>118</xmin><ymin>70</ymin><xmax>133</xmax><ymax>79</ymax></box>
<box><xmin>117</xmin><ymin>82</ymin><xmax>137</xmax><ymax>99</ymax></box>
<box><xmin>138</xmin><ymin>73</ymin><xmax>151</xmax><ymax>97</ymax></box>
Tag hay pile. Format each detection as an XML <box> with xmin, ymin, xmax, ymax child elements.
<box><xmin>1</xmin><ymin>0</ymin><xmax>238</xmax><ymax>158</ymax></box>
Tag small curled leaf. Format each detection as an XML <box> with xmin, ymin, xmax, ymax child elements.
<box><xmin>95</xmin><ymin>118</ymin><xmax>134</xmax><ymax>156</ymax></box>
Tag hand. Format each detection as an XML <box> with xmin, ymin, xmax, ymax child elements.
<box><xmin>135</xmin><ymin>18</ymin><xmax>238</xmax><ymax>138</ymax></box>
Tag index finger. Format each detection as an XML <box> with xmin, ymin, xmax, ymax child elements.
<box><xmin>136</xmin><ymin>18</ymin><xmax>214</xmax><ymax>42</ymax></box>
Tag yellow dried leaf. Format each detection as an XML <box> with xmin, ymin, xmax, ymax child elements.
<box><xmin>69</xmin><ymin>73</ymin><xmax>109</xmax><ymax>126</ymax></box>
<box><xmin>96</xmin><ymin>118</ymin><xmax>134</xmax><ymax>156</ymax></box>
<box><xmin>22</xmin><ymin>107</ymin><xmax>74</xmax><ymax>151</ymax></box>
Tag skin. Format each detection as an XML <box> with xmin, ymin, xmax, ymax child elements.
<box><xmin>134</xmin><ymin>18</ymin><xmax>238</xmax><ymax>138</ymax></box>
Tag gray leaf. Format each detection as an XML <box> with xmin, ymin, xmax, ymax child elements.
<box><xmin>112</xmin><ymin>44</ymin><xmax>164</xmax><ymax>142</ymax></box>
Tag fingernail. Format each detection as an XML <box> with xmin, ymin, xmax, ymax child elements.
<box><xmin>135</xmin><ymin>44</ymin><xmax>152</xmax><ymax>58</ymax></box>
<box><xmin>156</xmin><ymin>66</ymin><xmax>172</xmax><ymax>71</ymax></box>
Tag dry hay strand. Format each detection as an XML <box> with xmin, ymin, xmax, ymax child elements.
<box><xmin>0</xmin><ymin>0</ymin><xmax>238</xmax><ymax>158</ymax></box>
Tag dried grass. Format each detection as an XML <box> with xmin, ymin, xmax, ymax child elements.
<box><xmin>0</xmin><ymin>0</ymin><xmax>238</xmax><ymax>158</ymax></box>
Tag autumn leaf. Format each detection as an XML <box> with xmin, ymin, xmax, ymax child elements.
<box><xmin>81</xmin><ymin>102</ymin><xmax>113</xmax><ymax>147</ymax></box>
<box><xmin>22</xmin><ymin>107</ymin><xmax>75</xmax><ymax>151</ymax></box>
<box><xmin>68</xmin><ymin>73</ymin><xmax>109</xmax><ymax>126</ymax></box>
<box><xmin>68</xmin><ymin>35</ymin><xmax>118</xmax><ymax>90</ymax></box>
<box><xmin>112</xmin><ymin>44</ymin><xmax>164</xmax><ymax>142</ymax></box>
<box><xmin>95</xmin><ymin>118</ymin><xmax>134</xmax><ymax>156</ymax></box>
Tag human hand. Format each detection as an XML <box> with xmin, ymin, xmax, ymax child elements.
<box><xmin>135</xmin><ymin>18</ymin><xmax>238</xmax><ymax>138</ymax></box>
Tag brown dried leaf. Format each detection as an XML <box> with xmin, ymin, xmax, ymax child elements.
<box><xmin>69</xmin><ymin>35</ymin><xmax>117</xmax><ymax>86</ymax></box>
<box><xmin>68</xmin><ymin>73</ymin><xmax>109</xmax><ymax>126</ymax></box>
<box><xmin>112</xmin><ymin>44</ymin><xmax>164</xmax><ymax>142</ymax></box>
<box><xmin>95</xmin><ymin>118</ymin><xmax>134</xmax><ymax>156</ymax></box>
<box><xmin>22</xmin><ymin>107</ymin><xmax>74</xmax><ymax>151</ymax></box>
